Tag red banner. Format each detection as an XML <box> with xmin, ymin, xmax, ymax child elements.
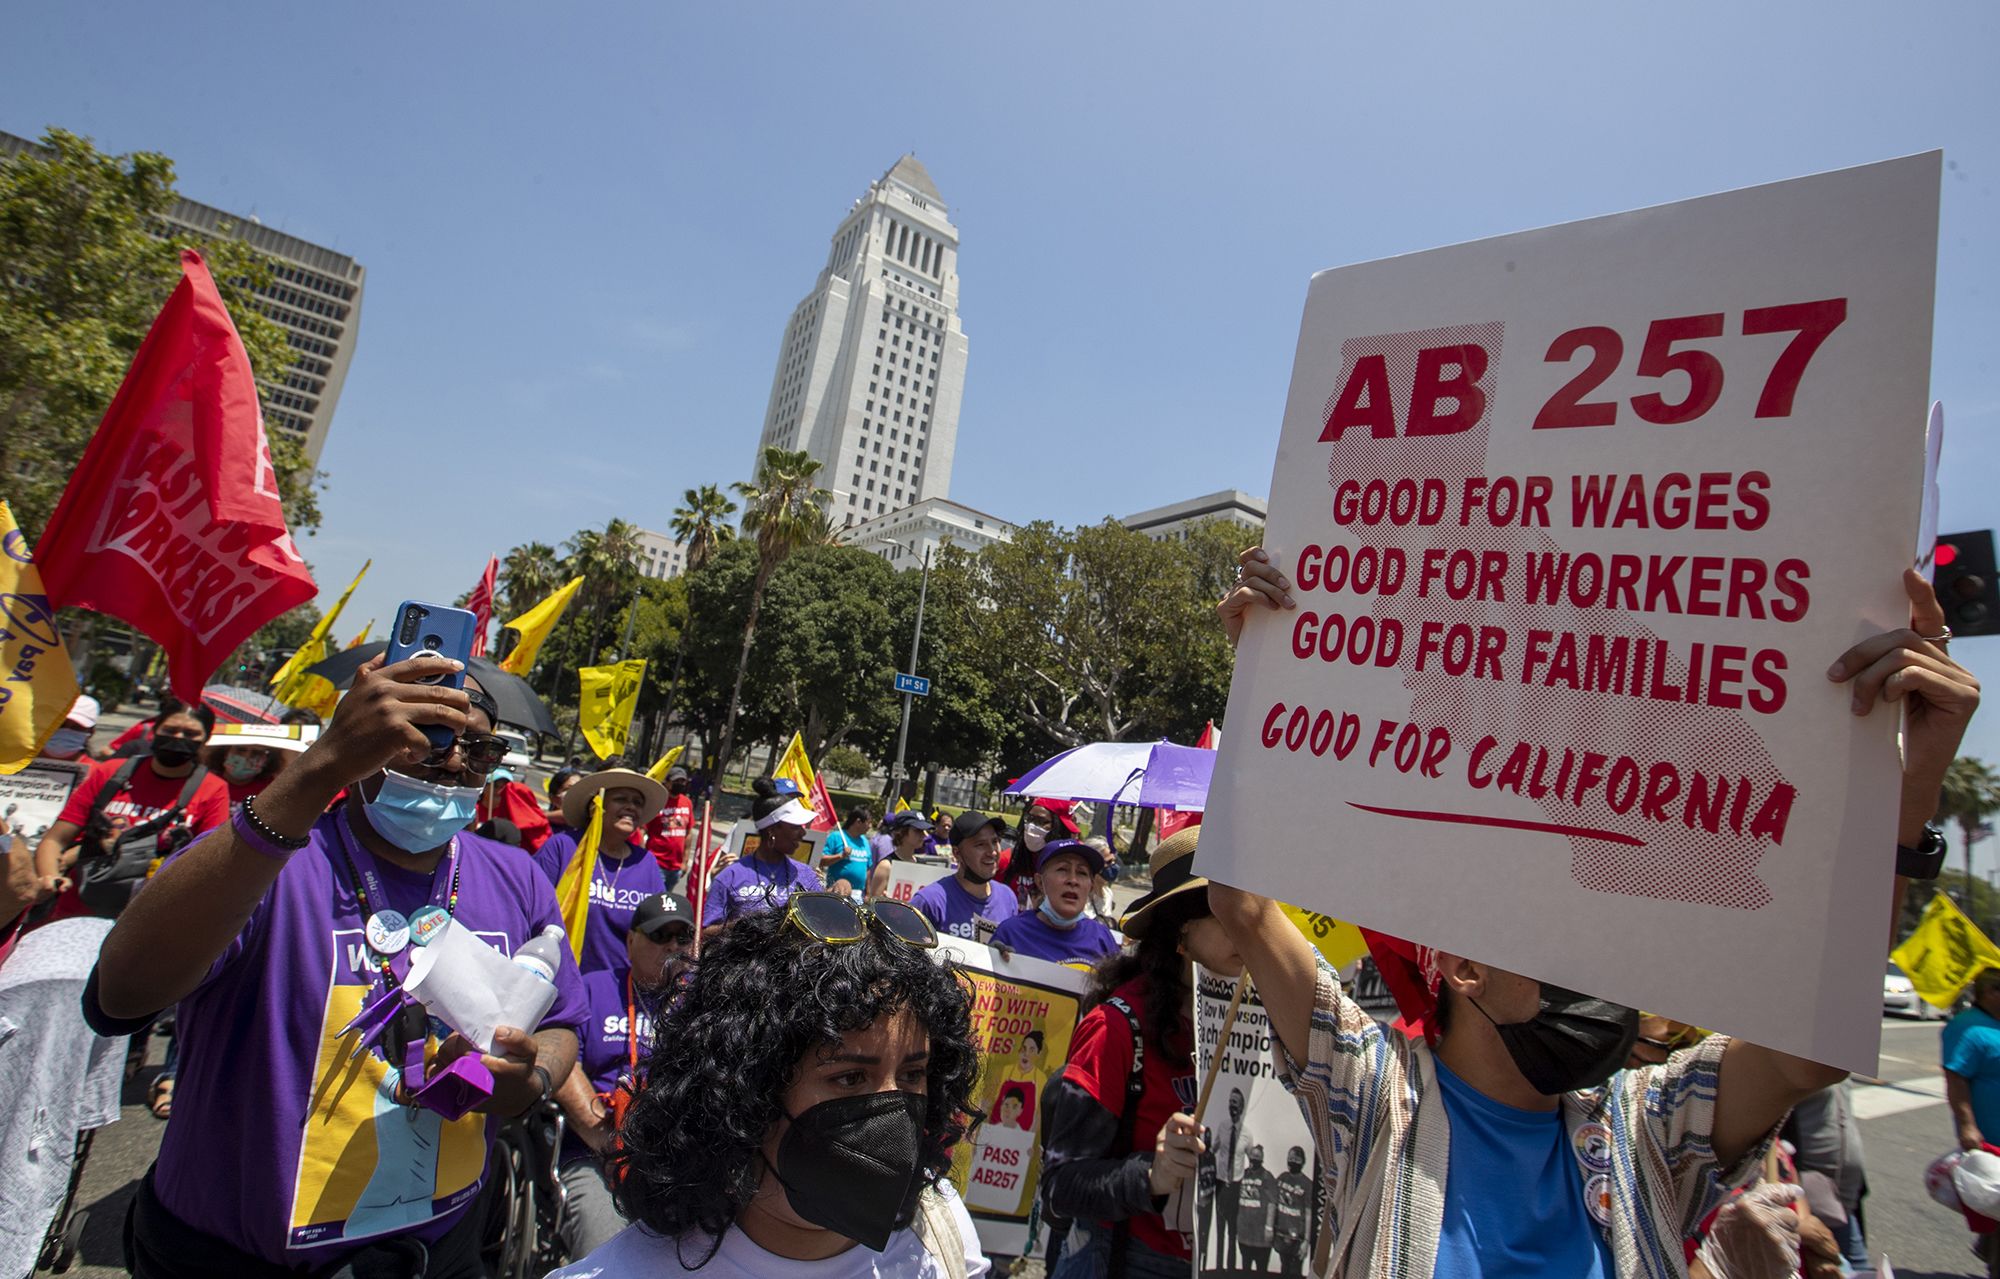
<box><xmin>37</xmin><ymin>251</ymin><xmax>317</xmax><ymax>701</ymax></box>
<box><xmin>466</xmin><ymin>555</ymin><xmax>497</xmax><ymax>656</ymax></box>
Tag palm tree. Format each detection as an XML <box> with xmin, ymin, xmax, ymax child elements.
<box><xmin>1938</xmin><ymin>756</ymin><xmax>2000</xmax><ymax>903</ymax></box>
<box><xmin>498</xmin><ymin>541</ymin><xmax>563</xmax><ymax>619</ymax></box>
<box><xmin>712</xmin><ymin>447</ymin><xmax>829</xmax><ymax>779</ymax></box>
<box><xmin>671</xmin><ymin>483</ymin><xmax>738</xmax><ymax>573</ymax></box>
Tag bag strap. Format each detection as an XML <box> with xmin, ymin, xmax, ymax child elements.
<box><xmin>1104</xmin><ymin>995</ymin><xmax>1147</xmax><ymax>1277</ymax></box>
<box><xmin>910</xmin><ymin>1185</ymin><xmax>968</xmax><ymax>1279</ymax></box>
<box><xmin>86</xmin><ymin>759</ymin><xmax>143</xmax><ymax>828</ymax></box>
<box><xmin>167</xmin><ymin>765</ymin><xmax>209</xmax><ymax>821</ymax></box>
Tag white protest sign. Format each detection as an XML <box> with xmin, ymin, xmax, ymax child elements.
<box><xmin>0</xmin><ymin>758</ymin><xmax>87</xmax><ymax>847</ymax></box>
<box><xmin>880</xmin><ymin>858</ymin><xmax>950</xmax><ymax>904</ymax></box>
<box><xmin>1205</xmin><ymin>154</ymin><xmax>1940</xmax><ymax>1072</ymax></box>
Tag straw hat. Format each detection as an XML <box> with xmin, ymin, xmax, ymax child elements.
<box><xmin>562</xmin><ymin>767</ymin><xmax>670</xmax><ymax>828</ymax></box>
<box><xmin>1118</xmin><ymin>827</ymin><xmax>1207</xmax><ymax>939</ymax></box>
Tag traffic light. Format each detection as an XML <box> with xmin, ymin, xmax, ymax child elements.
<box><xmin>1935</xmin><ymin>529</ymin><xmax>2000</xmax><ymax>638</ymax></box>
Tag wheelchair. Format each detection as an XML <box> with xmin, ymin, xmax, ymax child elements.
<box><xmin>478</xmin><ymin>1100</ymin><xmax>572</xmax><ymax>1279</ymax></box>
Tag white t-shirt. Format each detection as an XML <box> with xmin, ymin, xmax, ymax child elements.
<box><xmin>548</xmin><ymin>1183</ymin><xmax>989</xmax><ymax>1279</ymax></box>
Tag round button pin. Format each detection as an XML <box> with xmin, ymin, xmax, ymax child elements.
<box><xmin>408</xmin><ymin>905</ymin><xmax>451</xmax><ymax>947</ymax></box>
<box><xmin>366</xmin><ymin>909</ymin><xmax>411</xmax><ymax>955</ymax></box>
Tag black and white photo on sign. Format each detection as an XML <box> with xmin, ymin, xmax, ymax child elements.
<box><xmin>1194</xmin><ymin>968</ymin><xmax>1323</xmax><ymax>1277</ymax></box>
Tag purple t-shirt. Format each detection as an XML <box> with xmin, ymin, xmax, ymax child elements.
<box><xmin>909</xmin><ymin>875</ymin><xmax>1018</xmax><ymax>940</ymax></box>
<box><xmin>87</xmin><ymin>810</ymin><xmax>589</xmax><ymax>1266</ymax></box>
<box><xmin>532</xmin><ymin>831</ymin><xmax>667</xmax><ymax>977</ymax></box>
<box><xmin>991</xmin><ymin>910</ymin><xmax>1120</xmax><ymax>964</ymax></box>
<box><xmin>566</xmin><ymin>967</ymin><xmax>655</xmax><ymax>1164</ymax></box>
<box><xmin>702</xmin><ymin>854</ymin><xmax>823</xmax><ymax>926</ymax></box>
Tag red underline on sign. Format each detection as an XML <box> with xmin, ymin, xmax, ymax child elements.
<box><xmin>1345</xmin><ymin>803</ymin><xmax>1646</xmax><ymax>847</ymax></box>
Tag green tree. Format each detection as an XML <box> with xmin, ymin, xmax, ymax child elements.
<box><xmin>671</xmin><ymin>484</ymin><xmax>739</xmax><ymax>573</ymax></box>
<box><xmin>820</xmin><ymin>745</ymin><xmax>874</xmax><ymax>789</ymax></box>
<box><xmin>1938</xmin><ymin>756</ymin><xmax>2000</xmax><ymax>903</ymax></box>
<box><xmin>1</xmin><ymin>127</ymin><xmax>319</xmax><ymax>537</ymax></box>
<box><xmin>498</xmin><ymin>540</ymin><xmax>564</xmax><ymax>619</ymax></box>
<box><xmin>746</xmin><ymin>545</ymin><xmax>900</xmax><ymax>758</ymax></box>
<box><xmin>713</xmin><ymin>447</ymin><xmax>831</xmax><ymax>778</ymax></box>
<box><xmin>880</xmin><ymin>545</ymin><xmax>1010</xmax><ymax>789</ymax></box>
<box><xmin>955</xmin><ymin>519</ymin><xmax>1238</xmax><ymax>755</ymax></box>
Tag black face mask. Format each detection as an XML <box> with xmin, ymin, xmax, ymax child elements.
<box><xmin>1473</xmin><ymin>982</ymin><xmax>1640</xmax><ymax>1096</ymax></box>
<box><xmin>151</xmin><ymin>736</ymin><xmax>199</xmax><ymax>768</ymax></box>
<box><xmin>773</xmin><ymin>1090</ymin><xmax>927</xmax><ymax>1250</ymax></box>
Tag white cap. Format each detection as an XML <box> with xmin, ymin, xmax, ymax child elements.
<box><xmin>66</xmin><ymin>695</ymin><xmax>100</xmax><ymax>729</ymax></box>
<box><xmin>754</xmin><ymin>798</ymin><xmax>818</xmax><ymax>831</ymax></box>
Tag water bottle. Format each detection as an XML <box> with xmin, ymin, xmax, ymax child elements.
<box><xmin>512</xmin><ymin>925</ymin><xmax>566</xmax><ymax>984</ymax></box>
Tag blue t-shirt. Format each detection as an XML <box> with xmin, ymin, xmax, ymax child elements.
<box><xmin>1945</xmin><ymin>1008</ymin><xmax>2000</xmax><ymax>1141</ymax></box>
<box><xmin>822</xmin><ymin>830</ymin><xmax>872</xmax><ymax>893</ymax></box>
<box><xmin>1432</xmin><ymin>1059</ymin><xmax>1611</xmax><ymax>1279</ymax></box>
<box><xmin>909</xmin><ymin>875</ymin><xmax>1018</xmax><ymax>940</ymax></box>
<box><xmin>990</xmin><ymin>909</ymin><xmax>1120</xmax><ymax>965</ymax></box>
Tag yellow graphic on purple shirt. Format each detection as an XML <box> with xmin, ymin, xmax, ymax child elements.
<box><xmin>286</xmin><ymin>928</ymin><xmax>492</xmax><ymax>1248</ymax></box>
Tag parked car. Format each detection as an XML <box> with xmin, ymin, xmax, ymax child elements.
<box><xmin>496</xmin><ymin>729</ymin><xmax>533</xmax><ymax>775</ymax></box>
<box><xmin>1884</xmin><ymin>961</ymin><xmax>1946</xmax><ymax>1020</ymax></box>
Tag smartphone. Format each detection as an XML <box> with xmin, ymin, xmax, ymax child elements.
<box><xmin>384</xmin><ymin>601</ymin><xmax>478</xmax><ymax>751</ymax></box>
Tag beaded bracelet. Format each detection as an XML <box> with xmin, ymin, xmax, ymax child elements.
<box><xmin>235</xmin><ymin>795</ymin><xmax>311</xmax><ymax>861</ymax></box>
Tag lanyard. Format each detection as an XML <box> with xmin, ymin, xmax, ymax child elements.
<box><xmin>335</xmin><ymin>808</ymin><xmax>461</xmax><ymax>990</ymax></box>
<box><xmin>626</xmin><ymin>971</ymin><xmax>642</xmax><ymax>1074</ymax></box>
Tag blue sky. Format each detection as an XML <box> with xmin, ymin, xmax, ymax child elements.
<box><xmin>8</xmin><ymin>2</ymin><xmax>2000</xmax><ymax>864</ymax></box>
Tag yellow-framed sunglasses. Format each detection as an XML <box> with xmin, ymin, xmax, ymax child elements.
<box><xmin>784</xmin><ymin>891</ymin><xmax>938</xmax><ymax>949</ymax></box>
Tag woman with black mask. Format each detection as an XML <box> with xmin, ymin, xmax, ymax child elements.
<box><xmin>551</xmin><ymin>898</ymin><xmax>989</xmax><ymax>1277</ymax></box>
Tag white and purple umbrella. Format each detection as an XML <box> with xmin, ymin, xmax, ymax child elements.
<box><xmin>1006</xmin><ymin>740</ymin><xmax>1216</xmax><ymax>811</ymax></box>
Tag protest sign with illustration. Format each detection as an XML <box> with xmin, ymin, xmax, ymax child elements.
<box><xmin>0</xmin><ymin>758</ymin><xmax>88</xmax><ymax>847</ymax></box>
<box><xmin>1193</xmin><ymin>969</ymin><xmax>1322</xmax><ymax>1277</ymax></box>
<box><xmin>936</xmin><ymin>937</ymin><xmax>1090</xmax><ymax>1258</ymax></box>
<box><xmin>1204</xmin><ymin>154</ymin><xmax>1941</xmax><ymax>1072</ymax></box>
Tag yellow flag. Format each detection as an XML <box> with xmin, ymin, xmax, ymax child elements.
<box><xmin>1280</xmin><ymin>903</ymin><xmax>1370</xmax><ymax>970</ymax></box>
<box><xmin>578</xmin><ymin>659</ymin><xmax>646</xmax><ymax>760</ymax></box>
<box><xmin>646</xmin><ymin>745</ymin><xmax>685</xmax><ymax>782</ymax></box>
<box><xmin>555</xmin><ymin>793</ymin><xmax>604</xmax><ymax>961</ymax></box>
<box><xmin>499</xmin><ymin>576</ymin><xmax>584</xmax><ymax>677</ymax></box>
<box><xmin>346</xmin><ymin>619</ymin><xmax>373</xmax><ymax>650</ymax></box>
<box><xmin>1892</xmin><ymin>893</ymin><xmax>2000</xmax><ymax>1010</ymax></box>
<box><xmin>894</xmin><ymin>797</ymin><xmax>911</xmax><ymax>814</ymax></box>
<box><xmin>0</xmin><ymin>502</ymin><xmax>82</xmax><ymax>774</ymax></box>
<box><xmin>272</xmin><ymin>560</ymin><xmax>369</xmax><ymax>707</ymax></box>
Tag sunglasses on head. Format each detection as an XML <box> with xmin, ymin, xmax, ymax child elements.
<box><xmin>784</xmin><ymin>891</ymin><xmax>937</xmax><ymax>949</ymax></box>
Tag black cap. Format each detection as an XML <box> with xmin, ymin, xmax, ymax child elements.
<box><xmin>631</xmin><ymin>892</ymin><xmax>695</xmax><ymax>939</ymax></box>
<box><xmin>886</xmin><ymin>810</ymin><xmax>931</xmax><ymax>832</ymax></box>
<box><xmin>951</xmin><ymin>810</ymin><xmax>1008</xmax><ymax>845</ymax></box>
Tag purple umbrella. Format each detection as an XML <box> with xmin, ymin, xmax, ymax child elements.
<box><xmin>1005</xmin><ymin>740</ymin><xmax>1216</xmax><ymax>811</ymax></box>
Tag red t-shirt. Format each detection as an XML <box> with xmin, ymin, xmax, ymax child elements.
<box><xmin>476</xmin><ymin>780</ymin><xmax>552</xmax><ymax>852</ymax></box>
<box><xmin>646</xmin><ymin>796</ymin><xmax>693</xmax><ymax>873</ymax></box>
<box><xmin>58</xmin><ymin>756</ymin><xmax>233</xmax><ymax>835</ymax></box>
<box><xmin>1059</xmin><ymin>977</ymin><xmax>1198</xmax><ymax>1260</ymax></box>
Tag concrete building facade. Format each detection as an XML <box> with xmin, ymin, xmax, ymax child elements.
<box><xmin>0</xmin><ymin>130</ymin><xmax>366</xmax><ymax>467</ymax></box>
<box><xmin>843</xmin><ymin>497</ymin><xmax>1014</xmax><ymax>567</ymax></box>
<box><xmin>753</xmin><ymin>155</ymin><xmax>969</xmax><ymax>527</ymax></box>
<box><xmin>633</xmin><ymin>527</ymin><xmax>687</xmax><ymax>581</ymax></box>
<box><xmin>1122</xmin><ymin>489</ymin><xmax>1268</xmax><ymax>542</ymax></box>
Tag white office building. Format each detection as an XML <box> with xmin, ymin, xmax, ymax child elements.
<box><xmin>632</xmin><ymin>527</ymin><xmax>687</xmax><ymax>580</ymax></box>
<box><xmin>1122</xmin><ymin>489</ymin><xmax>1268</xmax><ymax>542</ymax></box>
<box><xmin>844</xmin><ymin>497</ymin><xmax>1013</xmax><ymax>567</ymax></box>
<box><xmin>754</xmin><ymin>155</ymin><xmax>969</xmax><ymax>525</ymax></box>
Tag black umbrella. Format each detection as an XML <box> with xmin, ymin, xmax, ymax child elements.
<box><xmin>304</xmin><ymin>643</ymin><xmax>560</xmax><ymax>738</ymax></box>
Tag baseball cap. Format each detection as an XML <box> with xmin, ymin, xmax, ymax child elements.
<box><xmin>886</xmin><ymin>810</ymin><xmax>931</xmax><ymax>832</ymax></box>
<box><xmin>1025</xmin><ymin>796</ymin><xmax>1081</xmax><ymax>837</ymax></box>
<box><xmin>1033</xmin><ymin>838</ymin><xmax>1108</xmax><ymax>874</ymax></box>
<box><xmin>951</xmin><ymin>810</ymin><xmax>1009</xmax><ymax>845</ymax></box>
<box><xmin>632</xmin><ymin>893</ymin><xmax>696</xmax><ymax>939</ymax></box>
<box><xmin>66</xmin><ymin>695</ymin><xmax>101</xmax><ymax>730</ymax></box>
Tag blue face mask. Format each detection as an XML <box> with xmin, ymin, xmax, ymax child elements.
<box><xmin>43</xmin><ymin>727</ymin><xmax>91</xmax><ymax>759</ymax></box>
<box><xmin>1038</xmin><ymin>897</ymin><xmax>1081</xmax><ymax>929</ymax></box>
<box><xmin>362</xmin><ymin>770</ymin><xmax>482</xmax><ymax>852</ymax></box>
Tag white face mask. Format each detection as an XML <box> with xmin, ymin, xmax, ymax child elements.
<box><xmin>1022</xmin><ymin>822</ymin><xmax>1049</xmax><ymax>853</ymax></box>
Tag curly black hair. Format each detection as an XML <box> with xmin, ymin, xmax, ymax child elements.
<box><xmin>1083</xmin><ymin>885</ymin><xmax>1210</xmax><ymax>1054</ymax></box>
<box><xmin>610</xmin><ymin>908</ymin><xmax>981</xmax><ymax>1257</ymax></box>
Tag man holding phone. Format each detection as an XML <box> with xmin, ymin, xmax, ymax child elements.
<box><xmin>87</xmin><ymin>650</ymin><xmax>587</xmax><ymax>1279</ymax></box>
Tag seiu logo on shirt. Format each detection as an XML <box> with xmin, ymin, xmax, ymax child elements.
<box><xmin>589</xmin><ymin>880</ymin><xmax>651</xmax><ymax>909</ymax></box>
<box><xmin>341</xmin><ymin>930</ymin><xmax>509</xmax><ymax>978</ymax></box>
<box><xmin>601</xmin><ymin>1011</ymin><xmax>654</xmax><ymax>1041</ymax></box>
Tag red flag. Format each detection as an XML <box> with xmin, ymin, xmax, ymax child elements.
<box><xmin>466</xmin><ymin>555</ymin><xmax>498</xmax><ymax>656</ymax></box>
<box><xmin>37</xmin><ymin>251</ymin><xmax>316</xmax><ymax>702</ymax></box>
<box><xmin>1156</xmin><ymin>720</ymin><xmax>1218</xmax><ymax>840</ymax></box>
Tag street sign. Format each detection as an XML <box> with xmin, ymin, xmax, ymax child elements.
<box><xmin>894</xmin><ymin>672</ymin><xmax>931</xmax><ymax>697</ymax></box>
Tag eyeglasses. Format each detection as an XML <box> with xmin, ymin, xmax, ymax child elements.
<box><xmin>784</xmin><ymin>891</ymin><xmax>937</xmax><ymax>949</ymax></box>
<box><xmin>423</xmin><ymin>731</ymin><xmax>509</xmax><ymax>776</ymax></box>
